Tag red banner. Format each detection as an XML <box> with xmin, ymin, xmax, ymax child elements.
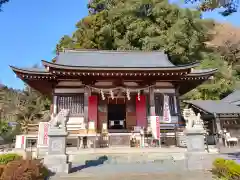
<box><xmin>21</xmin><ymin>135</ymin><xmax>25</xmax><ymax>145</ymax></box>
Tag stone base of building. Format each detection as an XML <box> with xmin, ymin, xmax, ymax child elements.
<box><xmin>67</xmin><ymin>132</ymin><xmax>180</xmax><ymax>148</ymax></box>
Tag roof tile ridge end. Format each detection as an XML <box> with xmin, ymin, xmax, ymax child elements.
<box><xmin>62</xmin><ymin>49</ymin><xmax>166</xmax><ymax>54</ymax></box>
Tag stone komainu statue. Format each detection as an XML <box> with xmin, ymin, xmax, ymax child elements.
<box><xmin>49</xmin><ymin>109</ymin><xmax>70</xmax><ymax>128</ymax></box>
<box><xmin>183</xmin><ymin>108</ymin><xmax>204</xmax><ymax>129</ymax></box>
<box><xmin>183</xmin><ymin>108</ymin><xmax>193</xmax><ymax>128</ymax></box>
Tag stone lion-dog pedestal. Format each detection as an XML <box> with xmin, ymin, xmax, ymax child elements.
<box><xmin>43</xmin><ymin>109</ymin><xmax>72</xmax><ymax>174</ymax></box>
<box><xmin>183</xmin><ymin>109</ymin><xmax>208</xmax><ymax>170</ymax></box>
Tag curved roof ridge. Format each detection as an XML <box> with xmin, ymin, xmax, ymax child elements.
<box><xmin>10</xmin><ymin>66</ymin><xmax>50</xmax><ymax>75</ymax></box>
<box><xmin>61</xmin><ymin>49</ymin><xmax>167</xmax><ymax>53</ymax></box>
<box><xmin>187</xmin><ymin>68</ymin><xmax>218</xmax><ymax>76</ymax></box>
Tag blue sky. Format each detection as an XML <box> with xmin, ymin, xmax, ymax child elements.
<box><xmin>0</xmin><ymin>0</ymin><xmax>240</xmax><ymax>90</ymax></box>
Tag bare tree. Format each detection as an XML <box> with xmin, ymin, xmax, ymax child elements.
<box><xmin>207</xmin><ymin>23</ymin><xmax>240</xmax><ymax>68</ymax></box>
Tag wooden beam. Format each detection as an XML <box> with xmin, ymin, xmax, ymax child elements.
<box><xmin>84</xmin><ymin>87</ymin><xmax>91</xmax><ymax>124</ymax></box>
<box><xmin>149</xmin><ymin>86</ymin><xmax>155</xmax><ymax>116</ymax></box>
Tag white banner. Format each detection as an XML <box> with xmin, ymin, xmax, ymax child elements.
<box><xmin>163</xmin><ymin>95</ymin><xmax>171</xmax><ymax>123</ymax></box>
<box><xmin>15</xmin><ymin>135</ymin><xmax>26</xmax><ymax>149</ymax></box>
<box><xmin>37</xmin><ymin>122</ymin><xmax>49</xmax><ymax>148</ymax></box>
<box><xmin>150</xmin><ymin>116</ymin><xmax>160</xmax><ymax>139</ymax></box>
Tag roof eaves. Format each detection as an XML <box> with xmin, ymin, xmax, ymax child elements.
<box><xmin>221</xmin><ymin>90</ymin><xmax>240</xmax><ymax>103</ymax></box>
<box><xmin>10</xmin><ymin>66</ymin><xmax>50</xmax><ymax>75</ymax></box>
<box><xmin>187</xmin><ymin>68</ymin><xmax>218</xmax><ymax>76</ymax></box>
<box><xmin>184</xmin><ymin>100</ymin><xmax>240</xmax><ymax>115</ymax></box>
<box><xmin>183</xmin><ymin>100</ymin><xmax>213</xmax><ymax>114</ymax></box>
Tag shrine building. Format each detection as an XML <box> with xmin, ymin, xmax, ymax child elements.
<box><xmin>10</xmin><ymin>50</ymin><xmax>217</xmax><ymax>146</ymax></box>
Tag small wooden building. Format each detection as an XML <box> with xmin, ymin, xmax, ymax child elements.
<box><xmin>185</xmin><ymin>96</ymin><xmax>240</xmax><ymax>144</ymax></box>
<box><xmin>10</xmin><ymin>50</ymin><xmax>217</xmax><ymax>146</ymax></box>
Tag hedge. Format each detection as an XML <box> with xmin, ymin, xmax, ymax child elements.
<box><xmin>212</xmin><ymin>158</ymin><xmax>240</xmax><ymax>180</ymax></box>
<box><xmin>0</xmin><ymin>153</ymin><xmax>22</xmax><ymax>165</ymax></box>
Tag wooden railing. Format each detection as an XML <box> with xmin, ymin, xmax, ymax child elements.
<box><xmin>26</xmin><ymin>123</ymin><xmax>87</xmax><ymax>135</ymax></box>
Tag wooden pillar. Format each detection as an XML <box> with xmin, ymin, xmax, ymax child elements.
<box><xmin>84</xmin><ymin>87</ymin><xmax>91</xmax><ymax>124</ymax></box>
<box><xmin>53</xmin><ymin>96</ymin><xmax>57</xmax><ymax>114</ymax></box>
<box><xmin>173</xmin><ymin>95</ymin><xmax>178</xmax><ymax>114</ymax></box>
<box><xmin>77</xmin><ymin>137</ymin><xmax>80</xmax><ymax>150</ymax></box>
<box><xmin>51</xmin><ymin>81</ymin><xmax>58</xmax><ymax>115</ymax></box>
<box><xmin>174</xmin><ymin>85</ymin><xmax>181</xmax><ymax>125</ymax></box>
<box><xmin>149</xmin><ymin>87</ymin><xmax>155</xmax><ymax>116</ymax></box>
<box><xmin>88</xmin><ymin>95</ymin><xmax>98</xmax><ymax>129</ymax></box>
<box><xmin>215</xmin><ymin>116</ymin><xmax>224</xmax><ymax>149</ymax></box>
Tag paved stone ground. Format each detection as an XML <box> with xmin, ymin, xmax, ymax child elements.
<box><xmin>49</xmin><ymin>154</ymin><xmax>218</xmax><ymax>180</ymax></box>
<box><xmin>48</xmin><ymin>146</ymin><xmax>240</xmax><ymax>180</ymax></box>
<box><xmin>50</xmin><ymin>170</ymin><xmax>213</xmax><ymax>180</ymax></box>
<box><xmin>219</xmin><ymin>146</ymin><xmax>240</xmax><ymax>163</ymax></box>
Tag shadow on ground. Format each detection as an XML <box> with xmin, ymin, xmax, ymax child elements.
<box><xmin>71</xmin><ymin>155</ymin><xmax>108</xmax><ymax>173</ymax></box>
<box><xmin>221</xmin><ymin>151</ymin><xmax>240</xmax><ymax>163</ymax></box>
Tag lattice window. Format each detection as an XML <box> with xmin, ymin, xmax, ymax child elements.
<box><xmin>57</xmin><ymin>94</ymin><xmax>84</xmax><ymax>115</ymax></box>
<box><xmin>154</xmin><ymin>93</ymin><xmax>176</xmax><ymax>116</ymax></box>
<box><xmin>155</xmin><ymin>93</ymin><xmax>163</xmax><ymax>116</ymax></box>
<box><xmin>168</xmin><ymin>95</ymin><xmax>176</xmax><ymax>115</ymax></box>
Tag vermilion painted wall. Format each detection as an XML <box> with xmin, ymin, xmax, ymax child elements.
<box><xmin>136</xmin><ymin>95</ymin><xmax>147</xmax><ymax>127</ymax></box>
<box><xmin>88</xmin><ymin>95</ymin><xmax>98</xmax><ymax>127</ymax></box>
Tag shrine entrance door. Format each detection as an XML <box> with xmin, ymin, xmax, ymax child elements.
<box><xmin>107</xmin><ymin>98</ymin><xmax>126</xmax><ymax>130</ymax></box>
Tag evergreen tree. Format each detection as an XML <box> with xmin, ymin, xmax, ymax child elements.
<box><xmin>0</xmin><ymin>0</ymin><xmax>8</xmax><ymax>11</ymax></box>
<box><xmin>0</xmin><ymin>84</ymin><xmax>51</xmax><ymax>133</ymax></box>
<box><xmin>58</xmin><ymin>0</ymin><xmax>214</xmax><ymax>65</ymax></box>
<box><xmin>57</xmin><ymin>0</ymin><xmax>238</xmax><ymax>100</ymax></box>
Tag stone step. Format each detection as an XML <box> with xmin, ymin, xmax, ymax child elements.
<box><xmin>70</xmin><ymin>160</ymin><xmax>187</xmax><ymax>174</ymax></box>
<box><xmin>68</xmin><ymin>153</ymin><xmax>185</xmax><ymax>165</ymax></box>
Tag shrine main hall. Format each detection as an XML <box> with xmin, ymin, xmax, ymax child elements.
<box><xmin>10</xmin><ymin>50</ymin><xmax>217</xmax><ymax>146</ymax></box>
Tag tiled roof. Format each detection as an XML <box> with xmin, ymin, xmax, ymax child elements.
<box><xmin>184</xmin><ymin>100</ymin><xmax>240</xmax><ymax>114</ymax></box>
<box><xmin>55</xmin><ymin>50</ymin><xmax>175</xmax><ymax>68</ymax></box>
<box><xmin>221</xmin><ymin>90</ymin><xmax>240</xmax><ymax>104</ymax></box>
